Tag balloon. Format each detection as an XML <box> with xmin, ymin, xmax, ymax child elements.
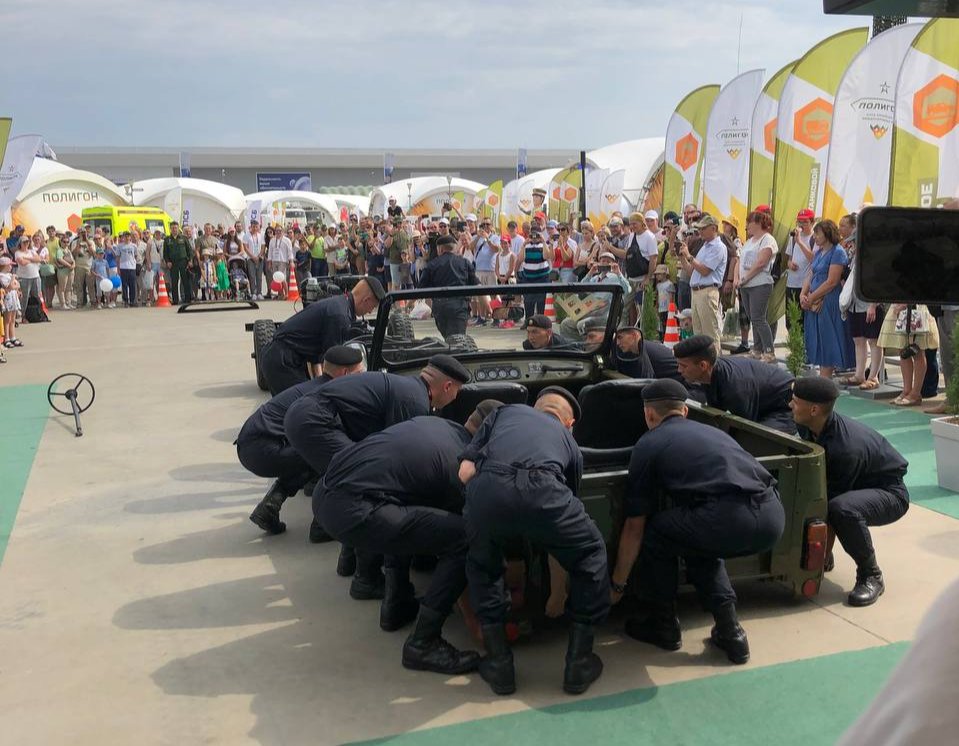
<box><xmin>272</xmin><ymin>271</ymin><xmax>285</xmax><ymax>283</ymax></box>
<box><xmin>111</xmin><ymin>276</ymin><xmax>122</xmax><ymax>289</ymax></box>
<box><xmin>270</xmin><ymin>281</ymin><xmax>282</xmax><ymax>293</ymax></box>
<box><xmin>99</xmin><ymin>278</ymin><xmax>113</xmax><ymax>294</ymax></box>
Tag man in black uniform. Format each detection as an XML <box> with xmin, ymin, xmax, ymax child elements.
<box><xmin>315</xmin><ymin>400</ymin><xmax>503</xmax><ymax>675</ymax></box>
<box><xmin>673</xmin><ymin>334</ymin><xmax>796</xmax><ymax>434</ymax></box>
<box><xmin>416</xmin><ymin>234</ymin><xmax>478</xmax><ymax>339</ymax></box>
<box><xmin>610</xmin><ymin>379</ymin><xmax>785</xmax><ymax>664</ymax></box>
<box><xmin>791</xmin><ymin>377</ymin><xmax>909</xmax><ymax>607</ymax></box>
<box><xmin>522</xmin><ymin>314</ymin><xmax>575</xmax><ymax>350</ymax></box>
<box><xmin>239</xmin><ymin>346</ymin><xmax>364</xmax><ymax>536</ymax></box>
<box><xmin>612</xmin><ymin>325</ymin><xmax>683</xmax><ymax>381</ymax></box>
<box><xmin>460</xmin><ymin>388</ymin><xmax>609</xmax><ymax>696</ymax></box>
<box><xmin>286</xmin><ymin>355</ymin><xmax>471</xmax><ymax>594</ymax></box>
<box><xmin>260</xmin><ymin>276</ymin><xmax>385</xmax><ymax>396</ymax></box>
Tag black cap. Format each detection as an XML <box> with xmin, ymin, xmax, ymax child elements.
<box><xmin>673</xmin><ymin>334</ymin><xmax>715</xmax><ymax>359</ymax></box>
<box><xmin>428</xmin><ymin>354</ymin><xmax>471</xmax><ymax>383</ymax></box>
<box><xmin>323</xmin><ymin>345</ymin><xmax>363</xmax><ymax>367</ymax></box>
<box><xmin>473</xmin><ymin>399</ymin><xmax>504</xmax><ymax>422</ymax></box>
<box><xmin>792</xmin><ymin>377</ymin><xmax>840</xmax><ymax>404</ymax></box>
<box><xmin>363</xmin><ymin>276</ymin><xmax>386</xmax><ymax>301</ymax></box>
<box><xmin>537</xmin><ymin>386</ymin><xmax>582</xmax><ymax>420</ymax></box>
<box><xmin>642</xmin><ymin>379</ymin><xmax>689</xmax><ymax>403</ymax></box>
<box><xmin>525</xmin><ymin>314</ymin><xmax>552</xmax><ymax>330</ymax></box>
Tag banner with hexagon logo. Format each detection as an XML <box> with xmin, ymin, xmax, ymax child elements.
<box><xmin>748</xmin><ymin>61</ymin><xmax>796</xmax><ymax>213</ymax></box>
<box><xmin>663</xmin><ymin>84</ymin><xmax>720</xmax><ymax>217</ymax></box>
<box><xmin>891</xmin><ymin>19</ymin><xmax>959</xmax><ymax>208</ymax></box>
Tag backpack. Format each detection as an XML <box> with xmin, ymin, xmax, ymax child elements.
<box><xmin>624</xmin><ymin>234</ymin><xmax>650</xmax><ymax>278</ymax></box>
<box><xmin>25</xmin><ymin>295</ymin><xmax>50</xmax><ymax>323</ymax></box>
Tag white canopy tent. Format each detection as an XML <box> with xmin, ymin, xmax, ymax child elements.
<box><xmin>245</xmin><ymin>190</ymin><xmax>341</xmax><ymax>226</ymax></box>
<box><xmin>9</xmin><ymin>157</ymin><xmax>128</xmax><ymax>235</ymax></box>
<box><xmin>131</xmin><ymin>177</ymin><xmax>246</xmax><ymax>227</ymax></box>
<box><xmin>586</xmin><ymin>138</ymin><xmax>665</xmax><ymax>210</ymax></box>
<box><xmin>369</xmin><ymin>177</ymin><xmax>486</xmax><ymax>218</ymax></box>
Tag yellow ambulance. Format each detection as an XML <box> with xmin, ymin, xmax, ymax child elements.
<box><xmin>80</xmin><ymin>206</ymin><xmax>172</xmax><ymax>236</ymax></box>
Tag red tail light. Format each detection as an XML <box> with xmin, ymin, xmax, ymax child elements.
<box><xmin>803</xmin><ymin>519</ymin><xmax>828</xmax><ymax>571</ymax></box>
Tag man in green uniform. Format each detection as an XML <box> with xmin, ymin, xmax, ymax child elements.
<box><xmin>162</xmin><ymin>222</ymin><xmax>193</xmax><ymax>304</ymax></box>
<box><xmin>386</xmin><ymin>218</ymin><xmax>409</xmax><ymax>291</ymax></box>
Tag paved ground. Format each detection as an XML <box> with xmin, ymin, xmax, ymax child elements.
<box><xmin>1</xmin><ymin>304</ymin><xmax>957</xmax><ymax>745</ymax></box>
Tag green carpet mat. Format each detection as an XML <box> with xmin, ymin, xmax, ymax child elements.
<box><xmin>0</xmin><ymin>385</ymin><xmax>49</xmax><ymax>565</ymax></box>
<box><xmin>835</xmin><ymin>396</ymin><xmax>959</xmax><ymax>519</ymax></box>
<box><xmin>354</xmin><ymin>643</ymin><xmax>907</xmax><ymax>746</ymax></box>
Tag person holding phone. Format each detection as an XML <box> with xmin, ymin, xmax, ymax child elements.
<box><xmin>785</xmin><ymin>209</ymin><xmax>816</xmax><ymax>330</ymax></box>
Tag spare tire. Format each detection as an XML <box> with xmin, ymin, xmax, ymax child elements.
<box><xmin>253</xmin><ymin>319</ymin><xmax>276</xmax><ymax>391</ymax></box>
<box><xmin>388</xmin><ymin>310</ymin><xmax>415</xmax><ymax>341</ymax></box>
<box><xmin>445</xmin><ymin>333</ymin><xmax>478</xmax><ymax>352</ymax></box>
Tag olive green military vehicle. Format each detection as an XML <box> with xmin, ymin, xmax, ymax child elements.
<box><xmin>361</xmin><ymin>283</ymin><xmax>829</xmax><ymax>601</ymax></box>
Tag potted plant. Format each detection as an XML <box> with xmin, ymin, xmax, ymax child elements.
<box><xmin>785</xmin><ymin>298</ymin><xmax>806</xmax><ymax>377</ymax></box>
<box><xmin>931</xmin><ymin>322</ymin><xmax>959</xmax><ymax>491</ymax></box>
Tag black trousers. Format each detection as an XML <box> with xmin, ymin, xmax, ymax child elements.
<box><xmin>318</xmin><ymin>489</ymin><xmax>467</xmax><ymax>616</ymax></box>
<box><xmin>236</xmin><ymin>430</ymin><xmax>314</xmax><ymax>496</ymax></box>
<box><xmin>432</xmin><ymin>299</ymin><xmax>469</xmax><ymax>339</ymax></box>
<box><xmin>828</xmin><ymin>482</ymin><xmax>909</xmax><ymax>566</ymax></box>
<box><xmin>169</xmin><ymin>262</ymin><xmax>192</xmax><ymax>304</ymax></box>
<box><xmin>464</xmin><ymin>463</ymin><xmax>609</xmax><ymax>626</ymax></box>
<box><xmin>261</xmin><ymin>340</ymin><xmax>310</xmax><ymax>397</ymax></box>
<box><xmin>284</xmin><ymin>398</ymin><xmax>352</xmax><ymax>476</ymax></box>
<box><xmin>639</xmin><ymin>493</ymin><xmax>785</xmax><ymax>612</ymax></box>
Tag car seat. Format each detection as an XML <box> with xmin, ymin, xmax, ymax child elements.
<box><xmin>441</xmin><ymin>382</ymin><xmax>529</xmax><ymax>425</ymax></box>
<box><xmin>574</xmin><ymin>378</ymin><xmax>655</xmax><ymax>449</ymax></box>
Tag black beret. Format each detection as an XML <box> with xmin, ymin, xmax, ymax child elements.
<box><xmin>642</xmin><ymin>379</ymin><xmax>689</xmax><ymax>403</ymax></box>
<box><xmin>582</xmin><ymin>317</ymin><xmax>606</xmax><ymax>332</ymax></box>
<box><xmin>792</xmin><ymin>377</ymin><xmax>840</xmax><ymax>404</ymax></box>
<box><xmin>672</xmin><ymin>334</ymin><xmax>715</xmax><ymax>358</ymax></box>
<box><xmin>363</xmin><ymin>276</ymin><xmax>386</xmax><ymax>301</ymax></box>
<box><xmin>428</xmin><ymin>354</ymin><xmax>471</xmax><ymax>383</ymax></box>
<box><xmin>616</xmin><ymin>323</ymin><xmax>642</xmax><ymax>334</ymax></box>
<box><xmin>525</xmin><ymin>314</ymin><xmax>552</xmax><ymax>330</ymax></box>
<box><xmin>537</xmin><ymin>386</ymin><xmax>582</xmax><ymax>421</ymax></box>
<box><xmin>473</xmin><ymin>399</ymin><xmax>504</xmax><ymax>422</ymax></box>
<box><xmin>323</xmin><ymin>345</ymin><xmax>363</xmax><ymax>367</ymax></box>
<box><xmin>436</xmin><ymin>235</ymin><xmax>457</xmax><ymax>247</ymax></box>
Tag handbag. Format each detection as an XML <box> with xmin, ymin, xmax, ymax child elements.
<box><xmin>894</xmin><ymin>307</ymin><xmax>928</xmax><ymax>334</ymax></box>
<box><xmin>39</xmin><ymin>262</ymin><xmax>55</xmax><ymax>277</ymax></box>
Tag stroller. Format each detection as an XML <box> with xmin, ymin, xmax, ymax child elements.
<box><xmin>228</xmin><ymin>256</ymin><xmax>252</xmax><ymax>301</ymax></box>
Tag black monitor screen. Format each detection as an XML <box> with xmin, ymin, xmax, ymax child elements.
<box><xmin>856</xmin><ymin>206</ymin><xmax>959</xmax><ymax>305</ymax></box>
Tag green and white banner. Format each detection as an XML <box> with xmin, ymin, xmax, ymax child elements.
<box><xmin>772</xmin><ymin>28</ymin><xmax>868</xmax><ymax>249</ymax></box>
<box><xmin>890</xmin><ymin>18</ymin><xmax>959</xmax><ymax>208</ymax></box>
<box><xmin>702</xmin><ymin>69</ymin><xmax>765</xmax><ymax>231</ymax></box>
<box><xmin>748</xmin><ymin>61</ymin><xmax>795</xmax><ymax>211</ymax></box>
<box><xmin>823</xmin><ymin>23</ymin><xmax>923</xmax><ymax>222</ymax></box>
<box><xmin>663</xmin><ymin>84</ymin><xmax>720</xmax><ymax>215</ymax></box>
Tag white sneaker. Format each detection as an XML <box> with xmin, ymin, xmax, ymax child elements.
<box><xmin>109</xmin><ymin>303</ymin><xmax>117</xmax><ymax>308</ymax></box>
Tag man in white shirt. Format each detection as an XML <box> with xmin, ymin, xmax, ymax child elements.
<box><xmin>243</xmin><ymin>221</ymin><xmax>265</xmax><ymax>300</ymax></box>
<box><xmin>116</xmin><ymin>231</ymin><xmax>139</xmax><ymax>307</ymax></box>
<box><xmin>622</xmin><ymin>212</ymin><xmax>660</xmax><ymax>323</ymax></box>
<box><xmin>785</xmin><ymin>208</ymin><xmax>816</xmax><ymax>332</ymax></box>
<box><xmin>507</xmin><ymin>221</ymin><xmax>525</xmax><ymax>258</ymax></box>
<box><xmin>15</xmin><ymin>236</ymin><xmax>42</xmax><ymax>312</ymax></box>
<box><xmin>268</xmin><ymin>226</ymin><xmax>294</xmax><ymax>300</ymax></box>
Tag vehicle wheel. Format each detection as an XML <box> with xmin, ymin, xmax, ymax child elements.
<box><xmin>253</xmin><ymin>319</ymin><xmax>276</xmax><ymax>391</ymax></box>
<box><xmin>388</xmin><ymin>310</ymin><xmax>415</xmax><ymax>341</ymax></box>
<box><xmin>445</xmin><ymin>333</ymin><xmax>478</xmax><ymax>352</ymax></box>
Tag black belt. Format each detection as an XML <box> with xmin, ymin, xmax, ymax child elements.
<box><xmin>691</xmin><ymin>284</ymin><xmax>719</xmax><ymax>291</ymax></box>
<box><xmin>480</xmin><ymin>459</ymin><xmax>565</xmax><ymax>486</ymax></box>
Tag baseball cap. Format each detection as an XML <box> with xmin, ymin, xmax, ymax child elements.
<box><xmin>722</xmin><ymin>216</ymin><xmax>741</xmax><ymax>232</ymax></box>
<box><xmin>608</xmin><ymin>217</ymin><xmax>624</xmax><ymax>227</ymax></box>
<box><xmin>754</xmin><ymin>204</ymin><xmax>771</xmax><ymax>215</ymax></box>
<box><xmin>797</xmin><ymin>208</ymin><xmax>815</xmax><ymax>221</ymax></box>
<box><xmin>546</xmin><ymin>220</ymin><xmax>558</xmax><ymax>229</ymax></box>
<box><xmin>598</xmin><ymin>251</ymin><xmax>616</xmax><ymax>260</ymax></box>
<box><xmin>644</xmin><ymin>210</ymin><xmax>659</xmax><ymax>220</ymax></box>
<box><xmin>534</xmin><ymin>211</ymin><xmax>546</xmax><ymax>221</ymax></box>
<box><xmin>692</xmin><ymin>214</ymin><xmax>720</xmax><ymax>230</ymax></box>
<box><xmin>438</xmin><ymin>217</ymin><xmax>450</xmax><ymax>225</ymax></box>
<box><xmin>466</xmin><ymin>213</ymin><xmax>478</xmax><ymax>222</ymax></box>
<box><xmin>525</xmin><ymin>314</ymin><xmax>552</xmax><ymax>330</ymax></box>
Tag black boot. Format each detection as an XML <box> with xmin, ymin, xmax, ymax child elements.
<box><xmin>249</xmin><ymin>481</ymin><xmax>288</xmax><ymax>535</ymax></box>
<box><xmin>848</xmin><ymin>557</ymin><xmax>884</xmax><ymax>607</ymax></box>
<box><xmin>380</xmin><ymin>567</ymin><xmax>420</xmax><ymax>632</ymax></box>
<box><xmin>824</xmin><ymin>551</ymin><xmax>835</xmax><ymax>573</ymax></box>
<box><xmin>350</xmin><ymin>562</ymin><xmax>385</xmax><ymax>601</ymax></box>
<box><xmin>624</xmin><ymin>601</ymin><xmax>681</xmax><ymax>651</ymax></box>
<box><xmin>478</xmin><ymin>624</ymin><xmax>516</xmax><ymax>695</ymax></box>
<box><xmin>336</xmin><ymin>545</ymin><xmax>357</xmax><ymax>577</ymax></box>
<box><xmin>708</xmin><ymin>604</ymin><xmax>750</xmax><ymax>664</ymax></box>
<box><xmin>309</xmin><ymin>519</ymin><xmax>332</xmax><ymax>544</ymax></box>
<box><xmin>402</xmin><ymin>606</ymin><xmax>480</xmax><ymax>675</ymax></box>
<box><xmin>563</xmin><ymin>623</ymin><xmax>603</xmax><ymax>695</ymax></box>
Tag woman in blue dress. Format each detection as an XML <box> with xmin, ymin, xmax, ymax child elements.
<box><xmin>800</xmin><ymin>219</ymin><xmax>854</xmax><ymax>378</ymax></box>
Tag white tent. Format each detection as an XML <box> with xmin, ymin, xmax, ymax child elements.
<box><xmin>369</xmin><ymin>177</ymin><xmax>486</xmax><ymax>218</ymax></box>
<box><xmin>587</xmin><ymin>138</ymin><xmax>665</xmax><ymax>210</ymax></box>
<box><xmin>131</xmin><ymin>177</ymin><xmax>246</xmax><ymax>227</ymax></box>
<box><xmin>245</xmin><ymin>190</ymin><xmax>341</xmax><ymax>226</ymax></box>
<box><xmin>10</xmin><ymin>157</ymin><xmax>128</xmax><ymax>235</ymax></box>
<box><xmin>327</xmin><ymin>194</ymin><xmax>369</xmax><ymax>218</ymax></box>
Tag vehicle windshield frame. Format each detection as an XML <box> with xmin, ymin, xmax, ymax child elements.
<box><xmin>368</xmin><ymin>282</ymin><xmax>624</xmax><ymax>371</ymax></box>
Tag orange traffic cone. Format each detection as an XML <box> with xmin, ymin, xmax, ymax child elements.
<box><xmin>544</xmin><ymin>293</ymin><xmax>556</xmax><ymax>320</ymax></box>
<box><xmin>287</xmin><ymin>263</ymin><xmax>300</xmax><ymax>302</ymax></box>
<box><xmin>663</xmin><ymin>301</ymin><xmax>680</xmax><ymax>348</ymax></box>
<box><xmin>156</xmin><ymin>273</ymin><xmax>172</xmax><ymax>308</ymax></box>
<box><xmin>40</xmin><ymin>296</ymin><xmax>51</xmax><ymax>317</ymax></box>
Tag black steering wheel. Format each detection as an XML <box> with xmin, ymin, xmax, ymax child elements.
<box><xmin>47</xmin><ymin>373</ymin><xmax>96</xmax><ymax>415</ymax></box>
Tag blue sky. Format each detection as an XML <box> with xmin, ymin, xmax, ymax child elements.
<box><xmin>3</xmin><ymin>0</ymin><xmax>877</xmax><ymax>149</ymax></box>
